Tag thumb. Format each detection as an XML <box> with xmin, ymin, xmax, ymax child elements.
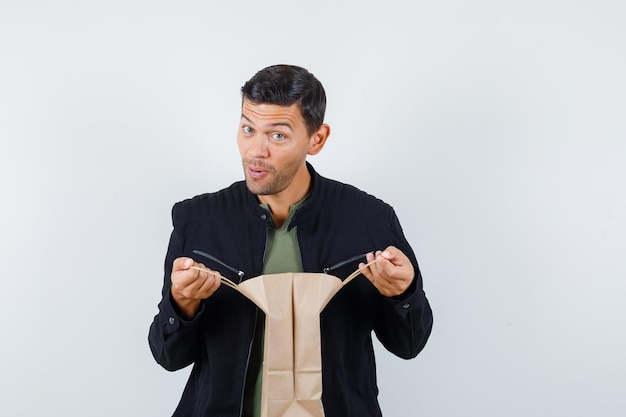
<box><xmin>173</xmin><ymin>257</ymin><xmax>195</xmax><ymax>271</ymax></box>
<box><xmin>380</xmin><ymin>246</ymin><xmax>409</xmax><ymax>267</ymax></box>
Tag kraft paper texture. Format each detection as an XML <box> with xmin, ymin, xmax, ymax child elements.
<box><xmin>229</xmin><ymin>267</ymin><xmax>367</xmax><ymax>417</ymax></box>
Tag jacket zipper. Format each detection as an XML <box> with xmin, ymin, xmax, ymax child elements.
<box><xmin>238</xmin><ymin>309</ymin><xmax>259</xmax><ymax>417</ymax></box>
<box><xmin>323</xmin><ymin>252</ymin><xmax>370</xmax><ymax>274</ymax></box>
<box><xmin>238</xmin><ymin>220</ymin><xmax>270</xmax><ymax>415</ymax></box>
<box><xmin>193</xmin><ymin>248</ymin><xmax>253</xmax><ymax>416</ymax></box>
<box><xmin>294</xmin><ymin>227</ymin><xmax>304</xmax><ymax>272</ymax></box>
<box><xmin>261</xmin><ymin>227</ymin><xmax>269</xmax><ymax>265</ymax></box>
<box><xmin>192</xmin><ymin>249</ymin><xmax>245</xmax><ymax>282</ymax></box>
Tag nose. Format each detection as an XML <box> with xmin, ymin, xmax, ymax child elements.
<box><xmin>246</xmin><ymin>133</ymin><xmax>270</xmax><ymax>159</ymax></box>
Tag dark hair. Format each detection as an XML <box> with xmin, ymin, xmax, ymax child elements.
<box><xmin>241</xmin><ymin>65</ymin><xmax>326</xmax><ymax>135</ymax></box>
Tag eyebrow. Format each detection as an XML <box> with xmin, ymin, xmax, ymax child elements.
<box><xmin>241</xmin><ymin>113</ymin><xmax>294</xmax><ymax>131</ymax></box>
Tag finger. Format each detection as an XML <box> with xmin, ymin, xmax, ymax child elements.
<box><xmin>173</xmin><ymin>258</ymin><xmax>206</xmax><ymax>282</ymax></box>
<box><xmin>371</xmin><ymin>251</ymin><xmax>389</xmax><ymax>276</ymax></box>
<box><xmin>191</xmin><ymin>263</ymin><xmax>224</xmax><ymax>295</ymax></box>
<box><xmin>172</xmin><ymin>259</ymin><xmax>207</xmax><ymax>288</ymax></box>
<box><xmin>374</xmin><ymin>251</ymin><xmax>406</xmax><ymax>286</ymax></box>
<box><xmin>381</xmin><ymin>246</ymin><xmax>411</xmax><ymax>267</ymax></box>
<box><xmin>173</xmin><ymin>257</ymin><xmax>195</xmax><ymax>272</ymax></box>
<box><xmin>361</xmin><ymin>249</ymin><xmax>414</xmax><ymax>296</ymax></box>
<box><xmin>361</xmin><ymin>251</ymin><xmax>386</xmax><ymax>279</ymax></box>
<box><xmin>360</xmin><ymin>253</ymin><xmax>388</xmax><ymax>289</ymax></box>
<box><xmin>358</xmin><ymin>262</ymin><xmax>371</xmax><ymax>279</ymax></box>
<box><xmin>363</xmin><ymin>266</ymin><xmax>395</xmax><ymax>296</ymax></box>
<box><xmin>198</xmin><ymin>270</ymin><xmax>221</xmax><ymax>298</ymax></box>
<box><xmin>358</xmin><ymin>257</ymin><xmax>375</xmax><ymax>282</ymax></box>
<box><xmin>190</xmin><ymin>263</ymin><xmax>222</xmax><ymax>279</ymax></box>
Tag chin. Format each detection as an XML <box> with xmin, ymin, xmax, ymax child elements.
<box><xmin>245</xmin><ymin>179</ymin><xmax>270</xmax><ymax>196</ymax></box>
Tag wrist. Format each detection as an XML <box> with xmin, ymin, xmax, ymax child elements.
<box><xmin>171</xmin><ymin>291</ymin><xmax>201</xmax><ymax>320</ymax></box>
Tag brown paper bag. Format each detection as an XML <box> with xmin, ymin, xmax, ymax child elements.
<box><xmin>236</xmin><ymin>273</ymin><xmax>344</xmax><ymax>417</ymax></box>
<box><xmin>192</xmin><ymin>263</ymin><xmax>375</xmax><ymax>417</ymax></box>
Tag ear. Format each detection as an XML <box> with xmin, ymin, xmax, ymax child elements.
<box><xmin>307</xmin><ymin>124</ymin><xmax>331</xmax><ymax>156</ymax></box>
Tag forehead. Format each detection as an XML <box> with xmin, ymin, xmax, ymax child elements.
<box><xmin>241</xmin><ymin>99</ymin><xmax>305</xmax><ymax>129</ymax></box>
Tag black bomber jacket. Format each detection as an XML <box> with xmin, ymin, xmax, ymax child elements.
<box><xmin>148</xmin><ymin>163</ymin><xmax>433</xmax><ymax>417</ymax></box>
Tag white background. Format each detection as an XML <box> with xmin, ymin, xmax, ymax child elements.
<box><xmin>1</xmin><ymin>1</ymin><xmax>624</xmax><ymax>416</ymax></box>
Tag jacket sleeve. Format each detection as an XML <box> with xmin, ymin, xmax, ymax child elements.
<box><xmin>373</xmin><ymin>208</ymin><xmax>433</xmax><ymax>359</ymax></box>
<box><xmin>148</xmin><ymin>204</ymin><xmax>205</xmax><ymax>371</ymax></box>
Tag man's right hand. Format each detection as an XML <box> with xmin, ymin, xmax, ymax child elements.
<box><xmin>170</xmin><ymin>257</ymin><xmax>221</xmax><ymax>320</ymax></box>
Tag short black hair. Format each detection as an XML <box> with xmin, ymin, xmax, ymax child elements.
<box><xmin>241</xmin><ymin>65</ymin><xmax>326</xmax><ymax>135</ymax></box>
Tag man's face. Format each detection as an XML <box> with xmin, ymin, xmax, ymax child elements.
<box><xmin>237</xmin><ymin>99</ymin><xmax>314</xmax><ymax>197</ymax></box>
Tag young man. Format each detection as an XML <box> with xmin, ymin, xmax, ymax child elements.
<box><xmin>149</xmin><ymin>65</ymin><xmax>433</xmax><ymax>417</ymax></box>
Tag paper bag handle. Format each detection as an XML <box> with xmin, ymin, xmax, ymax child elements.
<box><xmin>190</xmin><ymin>258</ymin><xmax>382</xmax><ymax>289</ymax></box>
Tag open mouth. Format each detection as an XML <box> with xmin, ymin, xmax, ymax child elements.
<box><xmin>248</xmin><ymin>166</ymin><xmax>269</xmax><ymax>179</ymax></box>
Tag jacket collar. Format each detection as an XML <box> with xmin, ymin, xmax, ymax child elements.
<box><xmin>290</xmin><ymin>162</ymin><xmax>325</xmax><ymax>229</ymax></box>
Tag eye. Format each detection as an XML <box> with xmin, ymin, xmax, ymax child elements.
<box><xmin>272</xmin><ymin>132</ymin><xmax>286</xmax><ymax>141</ymax></box>
<box><xmin>242</xmin><ymin>126</ymin><xmax>254</xmax><ymax>134</ymax></box>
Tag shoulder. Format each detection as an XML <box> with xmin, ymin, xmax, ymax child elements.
<box><xmin>317</xmin><ymin>174</ymin><xmax>393</xmax><ymax>214</ymax></box>
<box><xmin>306</xmin><ymin>174</ymin><xmax>398</xmax><ymax>230</ymax></box>
<box><xmin>171</xmin><ymin>181</ymin><xmax>251</xmax><ymax>225</ymax></box>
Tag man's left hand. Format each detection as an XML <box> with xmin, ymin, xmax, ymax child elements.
<box><xmin>358</xmin><ymin>246</ymin><xmax>414</xmax><ymax>297</ymax></box>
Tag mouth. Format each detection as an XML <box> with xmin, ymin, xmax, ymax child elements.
<box><xmin>245</xmin><ymin>162</ymin><xmax>272</xmax><ymax>179</ymax></box>
<box><xmin>248</xmin><ymin>167</ymin><xmax>267</xmax><ymax>179</ymax></box>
